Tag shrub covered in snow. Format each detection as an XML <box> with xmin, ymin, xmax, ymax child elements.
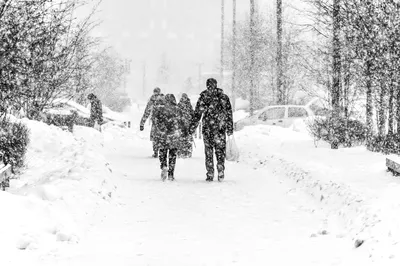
<box><xmin>307</xmin><ymin>116</ymin><xmax>367</xmax><ymax>147</ymax></box>
<box><xmin>368</xmin><ymin>134</ymin><xmax>400</xmax><ymax>154</ymax></box>
<box><xmin>45</xmin><ymin>111</ymin><xmax>79</xmax><ymax>132</ymax></box>
<box><xmin>0</xmin><ymin>118</ymin><xmax>30</xmax><ymax>168</ymax></box>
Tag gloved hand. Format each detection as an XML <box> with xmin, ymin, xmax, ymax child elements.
<box><xmin>227</xmin><ymin>131</ymin><xmax>233</xmax><ymax>137</ymax></box>
<box><xmin>140</xmin><ymin>125</ymin><xmax>144</xmax><ymax>131</ymax></box>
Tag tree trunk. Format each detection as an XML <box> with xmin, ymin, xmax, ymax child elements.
<box><xmin>331</xmin><ymin>0</ymin><xmax>341</xmax><ymax>149</ymax></box>
<box><xmin>366</xmin><ymin>61</ymin><xmax>373</xmax><ymax>147</ymax></box>
<box><xmin>378</xmin><ymin>81</ymin><xmax>386</xmax><ymax>136</ymax></box>
<box><xmin>396</xmin><ymin>81</ymin><xmax>400</xmax><ymax>134</ymax></box>
<box><xmin>277</xmin><ymin>0</ymin><xmax>283</xmax><ymax>104</ymax></box>
<box><xmin>232</xmin><ymin>0</ymin><xmax>236</xmax><ymax>111</ymax></box>
<box><xmin>343</xmin><ymin>57</ymin><xmax>350</xmax><ymax>146</ymax></box>
<box><xmin>249</xmin><ymin>0</ymin><xmax>255</xmax><ymax>116</ymax></box>
<box><xmin>388</xmin><ymin>80</ymin><xmax>394</xmax><ymax>135</ymax></box>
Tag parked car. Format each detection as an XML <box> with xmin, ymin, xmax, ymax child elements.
<box><xmin>234</xmin><ymin>105</ymin><xmax>315</xmax><ymax>131</ymax></box>
<box><xmin>42</xmin><ymin>99</ymin><xmax>130</xmax><ymax>131</ymax></box>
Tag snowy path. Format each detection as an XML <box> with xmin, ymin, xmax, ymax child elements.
<box><xmin>31</xmin><ymin>130</ymin><xmax>371</xmax><ymax>266</ymax></box>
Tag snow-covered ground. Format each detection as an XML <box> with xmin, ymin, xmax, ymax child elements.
<box><xmin>2</xmin><ymin>119</ymin><xmax>115</xmax><ymax>263</ymax></box>
<box><xmin>1</xmin><ymin>111</ymin><xmax>399</xmax><ymax>265</ymax></box>
<box><xmin>235</xmin><ymin>124</ymin><xmax>400</xmax><ymax>263</ymax></box>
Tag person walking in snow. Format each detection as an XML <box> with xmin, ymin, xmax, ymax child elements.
<box><xmin>189</xmin><ymin>78</ymin><xmax>234</xmax><ymax>182</ymax></box>
<box><xmin>152</xmin><ymin>94</ymin><xmax>186</xmax><ymax>181</ymax></box>
<box><xmin>87</xmin><ymin>93</ymin><xmax>103</xmax><ymax>129</ymax></box>
<box><xmin>140</xmin><ymin>87</ymin><xmax>162</xmax><ymax>158</ymax></box>
<box><xmin>177</xmin><ymin>93</ymin><xmax>194</xmax><ymax>158</ymax></box>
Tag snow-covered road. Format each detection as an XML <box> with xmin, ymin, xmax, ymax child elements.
<box><xmin>25</xmin><ymin>128</ymin><xmax>371</xmax><ymax>266</ymax></box>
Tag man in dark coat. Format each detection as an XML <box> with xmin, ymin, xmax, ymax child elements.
<box><xmin>177</xmin><ymin>93</ymin><xmax>194</xmax><ymax>158</ymax></box>
<box><xmin>87</xmin><ymin>93</ymin><xmax>103</xmax><ymax>128</ymax></box>
<box><xmin>152</xmin><ymin>94</ymin><xmax>186</xmax><ymax>181</ymax></box>
<box><xmin>140</xmin><ymin>87</ymin><xmax>162</xmax><ymax>157</ymax></box>
<box><xmin>189</xmin><ymin>78</ymin><xmax>234</xmax><ymax>182</ymax></box>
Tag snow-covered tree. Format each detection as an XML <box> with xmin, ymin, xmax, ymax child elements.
<box><xmin>225</xmin><ymin>4</ymin><xmax>308</xmax><ymax>109</ymax></box>
<box><xmin>84</xmin><ymin>48</ymin><xmax>128</xmax><ymax>112</ymax></box>
<box><xmin>0</xmin><ymin>0</ymin><xmax>100</xmax><ymax>117</ymax></box>
<box><xmin>304</xmin><ymin>0</ymin><xmax>400</xmax><ymax>152</ymax></box>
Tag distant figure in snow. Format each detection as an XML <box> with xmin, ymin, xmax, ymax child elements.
<box><xmin>177</xmin><ymin>93</ymin><xmax>194</xmax><ymax>158</ymax></box>
<box><xmin>87</xmin><ymin>93</ymin><xmax>103</xmax><ymax>129</ymax></box>
<box><xmin>140</xmin><ymin>87</ymin><xmax>162</xmax><ymax>158</ymax></box>
<box><xmin>152</xmin><ymin>94</ymin><xmax>187</xmax><ymax>181</ymax></box>
<box><xmin>189</xmin><ymin>78</ymin><xmax>234</xmax><ymax>182</ymax></box>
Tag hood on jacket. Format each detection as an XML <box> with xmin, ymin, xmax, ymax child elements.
<box><xmin>179</xmin><ymin>95</ymin><xmax>191</xmax><ymax>104</ymax></box>
<box><xmin>154</xmin><ymin>94</ymin><xmax>166</xmax><ymax>105</ymax></box>
<box><xmin>165</xmin><ymin>94</ymin><xmax>177</xmax><ymax>105</ymax></box>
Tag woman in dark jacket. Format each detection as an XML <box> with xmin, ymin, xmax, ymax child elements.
<box><xmin>177</xmin><ymin>93</ymin><xmax>194</xmax><ymax>158</ymax></box>
<box><xmin>152</xmin><ymin>94</ymin><xmax>186</xmax><ymax>181</ymax></box>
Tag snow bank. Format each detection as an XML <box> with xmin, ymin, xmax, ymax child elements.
<box><xmin>233</xmin><ymin>110</ymin><xmax>249</xmax><ymax>122</ymax></box>
<box><xmin>102</xmin><ymin>105</ymin><xmax>130</xmax><ymax>123</ymax></box>
<box><xmin>51</xmin><ymin>98</ymin><xmax>129</xmax><ymax>124</ymax></box>
<box><xmin>235</xmin><ymin>124</ymin><xmax>400</xmax><ymax>262</ymax></box>
<box><xmin>235</xmin><ymin>98</ymin><xmax>249</xmax><ymax>110</ymax></box>
<box><xmin>1</xmin><ymin>119</ymin><xmax>116</xmax><ymax>259</ymax></box>
<box><xmin>52</xmin><ymin>98</ymin><xmax>91</xmax><ymax>117</ymax></box>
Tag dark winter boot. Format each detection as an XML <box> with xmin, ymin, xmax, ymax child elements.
<box><xmin>205</xmin><ymin>173</ymin><xmax>214</xmax><ymax>182</ymax></box>
<box><xmin>168</xmin><ymin>169</ymin><xmax>175</xmax><ymax>181</ymax></box>
<box><xmin>161</xmin><ymin>167</ymin><xmax>168</xmax><ymax>181</ymax></box>
<box><xmin>217</xmin><ymin>165</ymin><xmax>224</xmax><ymax>182</ymax></box>
<box><xmin>218</xmin><ymin>172</ymin><xmax>224</xmax><ymax>182</ymax></box>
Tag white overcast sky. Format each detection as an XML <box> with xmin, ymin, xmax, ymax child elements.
<box><xmin>78</xmin><ymin>0</ymin><xmax>309</xmax><ymax>97</ymax></box>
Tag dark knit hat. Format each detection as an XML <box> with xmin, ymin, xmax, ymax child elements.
<box><xmin>206</xmin><ymin>78</ymin><xmax>217</xmax><ymax>89</ymax></box>
<box><xmin>153</xmin><ymin>87</ymin><xmax>161</xmax><ymax>94</ymax></box>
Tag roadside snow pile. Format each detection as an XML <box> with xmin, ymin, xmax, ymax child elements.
<box><xmin>235</xmin><ymin>124</ymin><xmax>400</xmax><ymax>262</ymax></box>
<box><xmin>235</xmin><ymin>97</ymin><xmax>249</xmax><ymax>110</ymax></box>
<box><xmin>233</xmin><ymin>110</ymin><xmax>249</xmax><ymax>122</ymax></box>
<box><xmin>102</xmin><ymin>105</ymin><xmax>129</xmax><ymax>123</ymax></box>
<box><xmin>1</xmin><ymin>119</ymin><xmax>115</xmax><ymax>259</ymax></box>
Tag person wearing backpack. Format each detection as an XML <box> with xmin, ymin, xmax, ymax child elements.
<box><xmin>189</xmin><ymin>78</ymin><xmax>234</xmax><ymax>182</ymax></box>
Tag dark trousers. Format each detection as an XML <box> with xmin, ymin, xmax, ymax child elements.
<box><xmin>203</xmin><ymin>133</ymin><xmax>226</xmax><ymax>178</ymax></box>
<box><xmin>159</xmin><ymin>148</ymin><xmax>177</xmax><ymax>176</ymax></box>
<box><xmin>89</xmin><ymin>118</ymin><xmax>102</xmax><ymax>132</ymax></box>
<box><xmin>152</xmin><ymin>142</ymin><xmax>158</xmax><ymax>156</ymax></box>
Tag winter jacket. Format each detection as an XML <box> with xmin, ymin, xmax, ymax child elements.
<box><xmin>140</xmin><ymin>93</ymin><xmax>160</xmax><ymax>141</ymax></box>
<box><xmin>90</xmin><ymin>97</ymin><xmax>103</xmax><ymax>123</ymax></box>
<box><xmin>190</xmin><ymin>88</ymin><xmax>233</xmax><ymax>136</ymax></box>
<box><xmin>153</xmin><ymin>94</ymin><xmax>186</xmax><ymax>149</ymax></box>
<box><xmin>178</xmin><ymin>95</ymin><xmax>194</xmax><ymax>137</ymax></box>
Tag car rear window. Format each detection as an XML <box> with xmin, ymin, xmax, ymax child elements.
<box><xmin>288</xmin><ymin>107</ymin><xmax>308</xmax><ymax>118</ymax></box>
